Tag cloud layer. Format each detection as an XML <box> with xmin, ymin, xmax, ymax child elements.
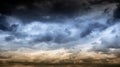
<box><xmin>0</xmin><ymin>0</ymin><xmax>120</xmax><ymax>64</ymax></box>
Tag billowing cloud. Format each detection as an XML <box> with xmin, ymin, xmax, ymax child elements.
<box><xmin>0</xmin><ymin>0</ymin><xmax>120</xmax><ymax>65</ymax></box>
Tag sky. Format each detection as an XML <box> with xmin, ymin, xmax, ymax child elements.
<box><xmin>0</xmin><ymin>0</ymin><xmax>120</xmax><ymax>64</ymax></box>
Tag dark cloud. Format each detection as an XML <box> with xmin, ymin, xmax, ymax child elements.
<box><xmin>114</xmin><ymin>4</ymin><xmax>120</xmax><ymax>19</ymax></box>
<box><xmin>0</xmin><ymin>0</ymin><xmax>120</xmax><ymax>64</ymax></box>
<box><xmin>0</xmin><ymin>16</ymin><xmax>9</xmax><ymax>31</ymax></box>
<box><xmin>0</xmin><ymin>1</ymin><xmax>117</xmax><ymax>45</ymax></box>
<box><xmin>0</xmin><ymin>0</ymin><xmax>118</xmax><ymax>22</ymax></box>
<box><xmin>81</xmin><ymin>22</ymin><xmax>108</xmax><ymax>37</ymax></box>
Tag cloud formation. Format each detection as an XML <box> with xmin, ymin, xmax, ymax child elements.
<box><xmin>0</xmin><ymin>0</ymin><xmax>120</xmax><ymax>64</ymax></box>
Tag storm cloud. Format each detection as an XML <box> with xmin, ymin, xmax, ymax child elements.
<box><xmin>0</xmin><ymin>0</ymin><xmax>120</xmax><ymax>64</ymax></box>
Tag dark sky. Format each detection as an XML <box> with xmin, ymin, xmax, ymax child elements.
<box><xmin>0</xmin><ymin>0</ymin><xmax>119</xmax><ymax>20</ymax></box>
<box><xmin>0</xmin><ymin>0</ymin><xmax>120</xmax><ymax>64</ymax></box>
<box><xmin>0</xmin><ymin>0</ymin><xmax>120</xmax><ymax>44</ymax></box>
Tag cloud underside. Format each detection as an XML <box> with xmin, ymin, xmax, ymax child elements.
<box><xmin>0</xmin><ymin>49</ymin><xmax>120</xmax><ymax>64</ymax></box>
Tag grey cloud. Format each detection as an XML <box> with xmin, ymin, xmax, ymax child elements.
<box><xmin>0</xmin><ymin>0</ymin><xmax>120</xmax><ymax>65</ymax></box>
<box><xmin>0</xmin><ymin>2</ymin><xmax>119</xmax><ymax>54</ymax></box>
<box><xmin>91</xmin><ymin>23</ymin><xmax>120</xmax><ymax>53</ymax></box>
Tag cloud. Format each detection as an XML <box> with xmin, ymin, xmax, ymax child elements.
<box><xmin>0</xmin><ymin>1</ymin><xmax>120</xmax><ymax>64</ymax></box>
<box><xmin>91</xmin><ymin>23</ymin><xmax>120</xmax><ymax>53</ymax></box>
<box><xmin>0</xmin><ymin>2</ymin><xmax>118</xmax><ymax>49</ymax></box>
<box><xmin>0</xmin><ymin>48</ymin><xmax>118</xmax><ymax>64</ymax></box>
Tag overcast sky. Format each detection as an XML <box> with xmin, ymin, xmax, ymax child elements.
<box><xmin>0</xmin><ymin>0</ymin><xmax>120</xmax><ymax>64</ymax></box>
